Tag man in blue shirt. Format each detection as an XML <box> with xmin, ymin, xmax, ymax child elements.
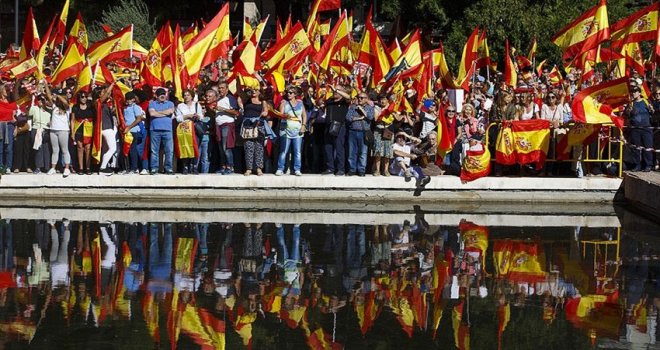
<box><xmin>345</xmin><ymin>92</ymin><xmax>375</xmax><ymax>176</ymax></box>
<box><xmin>148</xmin><ymin>88</ymin><xmax>175</xmax><ymax>174</ymax></box>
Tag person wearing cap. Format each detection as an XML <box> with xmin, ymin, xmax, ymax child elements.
<box><xmin>148</xmin><ymin>87</ymin><xmax>175</xmax><ymax>174</ymax></box>
<box><xmin>390</xmin><ymin>132</ymin><xmax>431</xmax><ymax>188</ymax></box>
<box><xmin>625</xmin><ymin>86</ymin><xmax>654</xmax><ymax>172</ymax></box>
<box><xmin>123</xmin><ymin>91</ymin><xmax>148</xmax><ymax>174</ymax></box>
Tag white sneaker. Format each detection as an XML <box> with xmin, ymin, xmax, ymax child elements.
<box><xmin>275</xmin><ymin>170</ymin><xmax>284</xmax><ymax>176</ymax></box>
<box><xmin>5</xmin><ymin>168</ymin><xmax>10</xmax><ymax>175</ymax></box>
<box><xmin>294</xmin><ymin>171</ymin><xmax>302</xmax><ymax>176</ymax></box>
<box><xmin>46</xmin><ymin>168</ymin><xmax>56</xmax><ymax>175</ymax></box>
<box><xmin>63</xmin><ymin>168</ymin><xmax>70</xmax><ymax>177</ymax></box>
<box><xmin>140</xmin><ymin>169</ymin><xmax>149</xmax><ymax>175</ymax></box>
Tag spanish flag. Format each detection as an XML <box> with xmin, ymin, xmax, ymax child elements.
<box><xmin>552</xmin><ymin>0</ymin><xmax>610</xmax><ymax>60</ymax></box>
<box><xmin>181</xmin><ymin>24</ymin><xmax>198</xmax><ymax>46</ymax></box>
<box><xmin>358</xmin><ymin>12</ymin><xmax>390</xmax><ymax>85</ymax></box>
<box><xmin>460</xmin><ymin>146</ymin><xmax>491</xmax><ymax>182</ymax></box>
<box><xmin>475</xmin><ymin>30</ymin><xmax>491</xmax><ymax>69</ymax></box>
<box><xmin>87</xmin><ymin>25</ymin><xmax>133</xmax><ymax>65</ymax></box>
<box><xmin>571</xmin><ymin>76</ymin><xmax>627</xmax><ymax>127</ymax></box>
<box><xmin>452</xmin><ymin>302</ymin><xmax>470</xmax><ymax>350</ymax></box>
<box><xmin>384</xmin><ymin>30</ymin><xmax>422</xmax><ymax>82</ymax></box>
<box><xmin>184</xmin><ymin>3</ymin><xmax>231</xmax><ymax>80</ymax></box>
<box><xmin>36</xmin><ymin>16</ymin><xmax>56</xmax><ymax>79</ymax></box>
<box><xmin>262</xmin><ymin>22</ymin><xmax>311</xmax><ymax>73</ymax></box>
<box><xmin>504</xmin><ymin>39</ymin><xmax>517</xmax><ymax>88</ymax></box>
<box><xmin>610</xmin><ymin>2</ymin><xmax>658</xmax><ymax>49</ymax></box>
<box><xmin>622</xmin><ymin>42</ymin><xmax>646</xmax><ymax>76</ymax></box>
<box><xmin>175</xmin><ymin>120</ymin><xmax>199</xmax><ymax>160</ymax></box>
<box><xmin>52</xmin><ymin>0</ymin><xmax>70</xmax><ymax>47</ymax></box>
<box><xmin>19</xmin><ymin>7</ymin><xmax>40</xmax><ymax>61</ymax></box>
<box><xmin>493</xmin><ymin>240</ymin><xmax>513</xmax><ymax>278</ymax></box>
<box><xmin>141</xmin><ymin>23</ymin><xmax>173</xmax><ymax>88</ymax></box>
<box><xmin>50</xmin><ymin>42</ymin><xmax>85</xmax><ymax>86</ymax></box>
<box><xmin>314</xmin><ymin>11</ymin><xmax>350</xmax><ymax>70</ymax></box>
<box><xmin>435</xmin><ymin>43</ymin><xmax>462</xmax><ymax>89</ymax></box>
<box><xmin>243</xmin><ymin>17</ymin><xmax>254</xmax><ymax>41</ymax></box>
<box><xmin>9</xmin><ymin>58</ymin><xmax>38</xmax><ymax>80</ymax></box>
<box><xmin>510</xmin><ymin>119</ymin><xmax>551</xmax><ymax>168</ymax></box>
<box><xmin>495</xmin><ymin>123</ymin><xmax>516</xmax><ymax>165</ymax></box>
<box><xmin>171</xmin><ymin>24</ymin><xmax>189</xmax><ymax>100</ymax></box>
<box><xmin>456</xmin><ymin>27</ymin><xmax>480</xmax><ymax>85</ymax></box>
<box><xmin>91</xmin><ymin>99</ymin><xmax>103</xmax><ymax>162</ymax></box>
<box><xmin>181</xmin><ymin>307</ymin><xmax>226</xmax><ymax>349</ymax></box>
<box><xmin>497</xmin><ymin>303</ymin><xmax>510</xmax><ymax>350</ymax></box>
<box><xmin>528</xmin><ymin>37</ymin><xmax>537</xmax><ymax>61</ymax></box>
<box><xmin>459</xmin><ymin>220</ymin><xmax>489</xmax><ymax>256</ymax></box>
<box><xmin>555</xmin><ymin>123</ymin><xmax>600</xmax><ymax>160</ymax></box>
<box><xmin>69</xmin><ymin>13</ymin><xmax>88</xmax><ymax>51</ymax></box>
<box><xmin>507</xmin><ymin>241</ymin><xmax>546</xmax><ymax>283</ymax></box>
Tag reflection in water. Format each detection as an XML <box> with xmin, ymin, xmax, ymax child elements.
<box><xmin>0</xmin><ymin>216</ymin><xmax>657</xmax><ymax>349</ymax></box>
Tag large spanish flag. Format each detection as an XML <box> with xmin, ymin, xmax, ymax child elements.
<box><xmin>460</xmin><ymin>146</ymin><xmax>491</xmax><ymax>182</ymax></box>
<box><xmin>510</xmin><ymin>119</ymin><xmax>551</xmax><ymax>167</ymax></box>
<box><xmin>571</xmin><ymin>76</ymin><xmax>627</xmax><ymax>127</ymax></box>
<box><xmin>610</xmin><ymin>2</ymin><xmax>658</xmax><ymax>49</ymax></box>
<box><xmin>475</xmin><ymin>30</ymin><xmax>491</xmax><ymax>69</ymax></box>
<box><xmin>50</xmin><ymin>42</ymin><xmax>85</xmax><ymax>86</ymax></box>
<box><xmin>552</xmin><ymin>0</ymin><xmax>610</xmax><ymax>60</ymax></box>
<box><xmin>358</xmin><ymin>12</ymin><xmax>390</xmax><ymax>85</ymax></box>
<box><xmin>87</xmin><ymin>25</ymin><xmax>133</xmax><ymax>65</ymax></box>
<box><xmin>555</xmin><ymin>123</ymin><xmax>600</xmax><ymax>160</ymax></box>
<box><xmin>385</xmin><ymin>30</ymin><xmax>422</xmax><ymax>82</ymax></box>
<box><xmin>621</xmin><ymin>42</ymin><xmax>646</xmax><ymax>76</ymax></box>
<box><xmin>184</xmin><ymin>3</ymin><xmax>231</xmax><ymax>80</ymax></box>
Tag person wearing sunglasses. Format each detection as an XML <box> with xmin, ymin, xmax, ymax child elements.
<box><xmin>345</xmin><ymin>92</ymin><xmax>375</xmax><ymax>176</ymax></box>
<box><xmin>276</xmin><ymin>86</ymin><xmax>307</xmax><ymax>176</ymax></box>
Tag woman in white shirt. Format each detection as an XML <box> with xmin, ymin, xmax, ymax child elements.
<box><xmin>520</xmin><ymin>94</ymin><xmax>539</xmax><ymax>120</ymax></box>
<box><xmin>175</xmin><ymin>89</ymin><xmax>204</xmax><ymax>174</ymax></box>
<box><xmin>44</xmin><ymin>86</ymin><xmax>71</xmax><ymax>177</ymax></box>
<box><xmin>540</xmin><ymin>92</ymin><xmax>566</xmax><ymax>128</ymax></box>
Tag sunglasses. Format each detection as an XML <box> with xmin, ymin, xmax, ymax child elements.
<box><xmin>447</xmin><ymin>110</ymin><xmax>456</xmax><ymax>113</ymax></box>
<box><xmin>548</xmin><ymin>95</ymin><xmax>556</xmax><ymax>99</ymax></box>
<box><xmin>358</xmin><ymin>96</ymin><xmax>368</xmax><ymax>99</ymax></box>
<box><xmin>287</xmin><ymin>91</ymin><xmax>295</xmax><ymax>94</ymax></box>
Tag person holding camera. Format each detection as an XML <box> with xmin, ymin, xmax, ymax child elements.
<box><xmin>345</xmin><ymin>92</ymin><xmax>375</xmax><ymax>176</ymax></box>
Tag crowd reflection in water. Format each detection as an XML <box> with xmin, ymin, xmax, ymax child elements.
<box><xmin>0</xmin><ymin>218</ymin><xmax>656</xmax><ymax>349</ymax></box>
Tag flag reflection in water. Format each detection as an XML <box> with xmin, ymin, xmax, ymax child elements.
<box><xmin>0</xmin><ymin>217</ymin><xmax>656</xmax><ymax>349</ymax></box>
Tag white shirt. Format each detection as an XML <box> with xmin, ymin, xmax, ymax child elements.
<box><xmin>520</xmin><ymin>104</ymin><xmax>539</xmax><ymax>121</ymax></box>
<box><xmin>175</xmin><ymin>102</ymin><xmax>203</xmax><ymax>123</ymax></box>
<box><xmin>215</xmin><ymin>96</ymin><xmax>235</xmax><ymax>125</ymax></box>
<box><xmin>541</xmin><ymin>104</ymin><xmax>565</xmax><ymax>123</ymax></box>
<box><xmin>50</xmin><ymin>107</ymin><xmax>70</xmax><ymax>131</ymax></box>
<box><xmin>393</xmin><ymin>143</ymin><xmax>411</xmax><ymax>166</ymax></box>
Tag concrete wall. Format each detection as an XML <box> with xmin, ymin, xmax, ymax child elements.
<box><xmin>624</xmin><ymin>172</ymin><xmax>660</xmax><ymax>223</ymax></box>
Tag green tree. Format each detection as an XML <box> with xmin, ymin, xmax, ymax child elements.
<box><xmin>87</xmin><ymin>0</ymin><xmax>156</xmax><ymax>47</ymax></box>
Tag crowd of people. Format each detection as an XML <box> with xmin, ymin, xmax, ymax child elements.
<box><xmin>0</xmin><ymin>217</ymin><xmax>655</xmax><ymax>348</ymax></box>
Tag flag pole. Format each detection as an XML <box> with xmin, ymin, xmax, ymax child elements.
<box><xmin>129</xmin><ymin>24</ymin><xmax>134</xmax><ymax>59</ymax></box>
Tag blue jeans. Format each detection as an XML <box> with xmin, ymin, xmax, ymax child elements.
<box><xmin>149</xmin><ymin>130</ymin><xmax>173</xmax><ymax>172</ymax></box>
<box><xmin>348</xmin><ymin>130</ymin><xmax>368</xmax><ymax>174</ymax></box>
<box><xmin>276</xmin><ymin>224</ymin><xmax>301</xmax><ymax>264</ymax></box>
<box><xmin>129</xmin><ymin>132</ymin><xmax>147</xmax><ymax>171</ymax></box>
<box><xmin>277</xmin><ymin>137</ymin><xmax>302</xmax><ymax>172</ymax></box>
<box><xmin>217</xmin><ymin>125</ymin><xmax>234</xmax><ymax>169</ymax></box>
<box><xmin>196</xmin><ymin>136</ymin><xmax>209</xmax><ymax>173</ymax></box>
<box><xmin>0</xmin><ymin>124</ymin><xmax>14</xmax><ymax>170</ymax></box>
<box><xmin>324</xmin><ymin>124</ymin><xmax>346</xmax><ymax>172</ymax></box>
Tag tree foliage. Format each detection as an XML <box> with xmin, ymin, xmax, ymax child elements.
<box><xmin>87</xmin><ymin>0</ymin><xmax>156</xmax><ymax>47</ymax></box>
